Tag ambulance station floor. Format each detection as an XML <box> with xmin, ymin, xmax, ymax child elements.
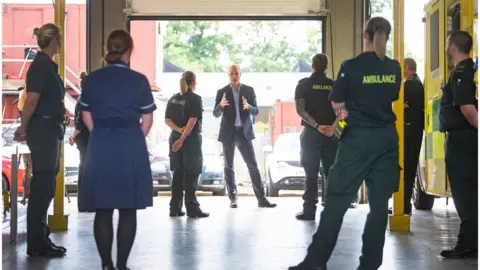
<box><xmin>2</xmin><ymin>197</ymin><xmax>478</xmax><ymax>270</ymax></box>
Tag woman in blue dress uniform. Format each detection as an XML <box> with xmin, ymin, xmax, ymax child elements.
<box><xmin>78</xmin><ymin>29</ymin><xmax>156</xmax><ymax>270</ymax></box>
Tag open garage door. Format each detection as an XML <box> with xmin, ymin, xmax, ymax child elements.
<box><xmin>126</xmin><ymin>0</ymin><xmax>327</xmax><ymax>16</ymax></box>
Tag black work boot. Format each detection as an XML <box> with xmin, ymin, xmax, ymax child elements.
<box><xmin>187</xmin><ymin>209</ymin><xmax>209</xmax><ymax>218</ymax></box>
<box><xmin>169</xmin><ymin>210</ymin><xmax>185</xmax><ymax>217</ymax></box>
<box><xmin>258</xmin><ymin>197</ymin><xmax>277</xmax><ymax>208</ymax></box>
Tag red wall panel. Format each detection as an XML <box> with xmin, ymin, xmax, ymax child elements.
<box><xmin>269</xmin><ymin>100</ymin><xmax>303</xmax><ymax>146</ymax></box>
<box><xmin>2</xmin><ymin>4</ymin><xmax>155</xmax><ymax>84</ymax></box>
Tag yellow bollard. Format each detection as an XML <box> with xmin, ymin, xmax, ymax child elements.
<box><xmin>48</xmin><ymin>0</ymin><xmax>68</xmax><ymax>231</ymax></box>
<box><xmin>389</xmin><ymin>0</ymin><xmax>410</xmax><ymax>232</ymax></box>
<box><xmin>3</xmin><ymin>190</ymin><xmax>10</xmax><ymax>217</ymax></box>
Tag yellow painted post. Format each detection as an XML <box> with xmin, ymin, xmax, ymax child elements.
<box><xmin>389</xmin><ymin>0</ymin><xmax>410</xmax><ymax>232</ymax></box>
<box><xmin>48</xmin><ymin>0</ymin><xmax>69</xmax><ymax>231</ymax></box>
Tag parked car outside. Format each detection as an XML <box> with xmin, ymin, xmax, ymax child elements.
<box><xmin>63</xmin><ymin>127</ymin><xmax>80</xmax><ymax>193</ymax></box>
<box><xmin>2</xmin><ymin>124</ymin><xmax>80</xmax><ymax>194</ymax></box>
<box><xmin>150</xmin><ymin>138</ymin><xmax>226</xmax><ymax>196</ymax></box>
<box><xmin>265</xmin><ymin>132</ymin><xmax>324</xmax><ymax>197</ymax></box>
<box><xmin>2</xmin><ymin>154</ymin><xmax>25</xmax><ymax>194</ymax></box>
<box><xmin>150</xmin><ymin>140</ymin><xmax>172</xmax><ymax>195</ymax></box>
<box><xmin>2</xmin><ymin>123</ymin><xmax>27</xmax><ymax>194</ymax></box>
<box><xmin>199</xmin><ymin>138</ymin><xmax>226</xmax><ymax>196</ymax></box>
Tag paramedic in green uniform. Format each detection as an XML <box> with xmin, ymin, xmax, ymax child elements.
<box><xmin>294</xmin><ymin>53</ymin><xmax>342</xmax><ymax>221</ymax></box>
<box><xmin>289</xmin><ymin>17</ymin><xmax>402</xmax><ymax>270</ymax></box>
<box><xmin>439</xmin><ymin>31</ymin><xmax>477</xmax><ymax>259</ymax></box>
<box><xmin>165</xmin><ymin>71</ymin><xmax>209</xmax><ymax>218</ymax></box>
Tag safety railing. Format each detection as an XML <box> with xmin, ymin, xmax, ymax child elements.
<box><xmin>2</xmin><ymin>44</ymin><xmax>83</xmax><ymax>89</ymax></box>
<box><xmin>66</xmin><ymin>65</ymin><xmax>82</xmax><ymax>84</ymax></box>
<box><xmin>2</xmin><ymin>44</ymin><xmax>83</xmax><ymax>114</ymax></box>
<box><xmin>3</xmin><ymin>144</ymin><xmax>29</xmax><ymax>243</ymax></box>
<box><xmin>3</xmin><ymin>44</ymin><xmax>37</xmax><ymax>79</ymax></box>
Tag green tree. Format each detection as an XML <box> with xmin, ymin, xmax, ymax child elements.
<box><xmin>370</xmin><ymin>0</ymin><xmax>393</xmax><ymax>15</ymax></box>
<box><xmin>163</xmin><ymin>20</ymin><xmax>325</xmax><ymax>72</ymax></box>
<box><xmin>297</xmin><ymin>22</ymin><xmax>323</xmax><ymax>63</ymax></box>
<box><xmin>238</xmin><ymin>21</ymin><xmax>298</xmax><ymax>72</ymax></box>
<box><xmin>237</xmin><ymin>21</ymin><xmax>322</xmax><ymax>72</ymax></box>
<box><xmin>163</xmin><ymin>21</ymin><xmax>240</xmax><ymax>72</ymax></box>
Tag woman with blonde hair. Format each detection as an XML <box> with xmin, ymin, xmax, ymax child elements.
<box><xmin>164</xmin><ymin>71</ymin><xmax>209</xmax><ymax>218</ymax></box>
<box><xmin>14</xmin><ymin>23</ymin><xmax>67</xmax><ymax>258</ymax></box>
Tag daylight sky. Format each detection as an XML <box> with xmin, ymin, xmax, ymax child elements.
<box><xmin>374</xmin><ymin>0</ymin><xmax>429</xmax><ymax>79</ymax></box>
<box><xmin>404</xmin><ymin>0</ymin><xmax>429</xmax><ymax>79</ymax></box>
<box><xmin>405</xmin><ymin>0</ymin><xmax>428</xmax><ymax>59</ymax></box>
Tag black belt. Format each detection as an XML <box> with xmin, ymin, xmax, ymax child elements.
<box><xmin>94</xmin><ymin>118</ymin><xmax>139</xmax><ymax>129</ymax></box>
<box><xmin>235</xmin><ymin>126</ymin><xmax>243</xmax><ymax>130</ymax></box>
<box><xmin>31</xmin><ymin>115</ymin><xmax>64</xmax><ymax>122</ymax></box>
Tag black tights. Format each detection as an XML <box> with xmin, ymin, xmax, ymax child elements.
<box><xmin>94</xmin><ymin>209</ymin><xmax>137</xmax><ymax>270</ymax></box>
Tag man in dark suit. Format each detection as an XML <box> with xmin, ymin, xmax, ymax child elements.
<box><xmin>402</xmin><ymin>58</ymin><xmax>424</xmax><ymax>214</ymax></box>
<box><xmin>213</xmin><ymin>65</ymin><xmax>276</xmax><ymax>208</ymax></box>
<box><xmin>388</xmin><ymin>58</ymin><xmax>425</xmax><ymax>215</ymax></box>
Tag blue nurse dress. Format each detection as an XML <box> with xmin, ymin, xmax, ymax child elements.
<box><xmin>78</xmin><ymin>61</ymin><xmax>157</xmax><ymax>210</ymax></box>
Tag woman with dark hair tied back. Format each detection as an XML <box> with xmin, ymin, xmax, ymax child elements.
<box><xmin>290</xmin><ymin>17</ymin><xmax>402</xmax><ymax>270</ymax></box>
<box><xmin>14</xmin><ymin>23</ymin><xmax>67</xmax><ymax>258</ymax></box>
<box><xmin>164</xmin><ymin>71</ymin><xmax>209</xmax><ymax>218</ymax></box>
<box><xmin>78</xmin><ymin>29</ymin><xmax>156</xmax><ymax>270</ymax></box>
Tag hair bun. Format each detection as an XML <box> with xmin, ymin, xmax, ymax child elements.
<box><xmin>33</xmin><ymin>27</ymin><xmax>42</xmax><ymax>37</ymax></box>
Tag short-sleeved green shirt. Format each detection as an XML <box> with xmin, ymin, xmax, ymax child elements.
<box><xmin>329</xmin><ymin>52</ymin><xmax>402</xmax><ymax>128</ymax></box>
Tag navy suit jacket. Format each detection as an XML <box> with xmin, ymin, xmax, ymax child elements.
<box><xmin>213</xmin><ymin>84</ymin><xmax>259</xmax><ymax>142</ymax></box>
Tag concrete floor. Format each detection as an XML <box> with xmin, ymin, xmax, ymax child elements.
<box><xmin>2</xmin><ymin>197</ymin><xmax>478</xmax><ymax>270</ymax></box>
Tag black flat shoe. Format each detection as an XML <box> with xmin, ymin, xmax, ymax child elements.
<box><xmin>187</xmin><ymin>210</ymin><xmax>209</xmax><ymax>218</ymax></box>
<box><xmin>51</xmin><ymin>243</ymin><xmax>67</xmax><ymax>253</ymax></box>
<box><xmin>295</xmin><ymin>211</ymin><xmax>315</xmax><ymax>221</ymax></box>
<box><xmin>258</xmin><ymin>199</ymin><xmax>276</xmax><ymax>208</ymax></box>
<box><xmin>27</xmin><ymin>245</ymin><xmax>65</xmax><ymax>257</ymax></box>
<box><xmin>441</xmin><ymin>247</ymin><xmax>477</xmax><ymax>258</ymax></box>
<box><xmin>169</xmin><ymin>211</ymin><xmax>185</xmax><ymax>217</ymax></box>
<box><xmin>48</xmin><ymin>239</ymin><xmax>67</xmax><ymax>253</ymax></box>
